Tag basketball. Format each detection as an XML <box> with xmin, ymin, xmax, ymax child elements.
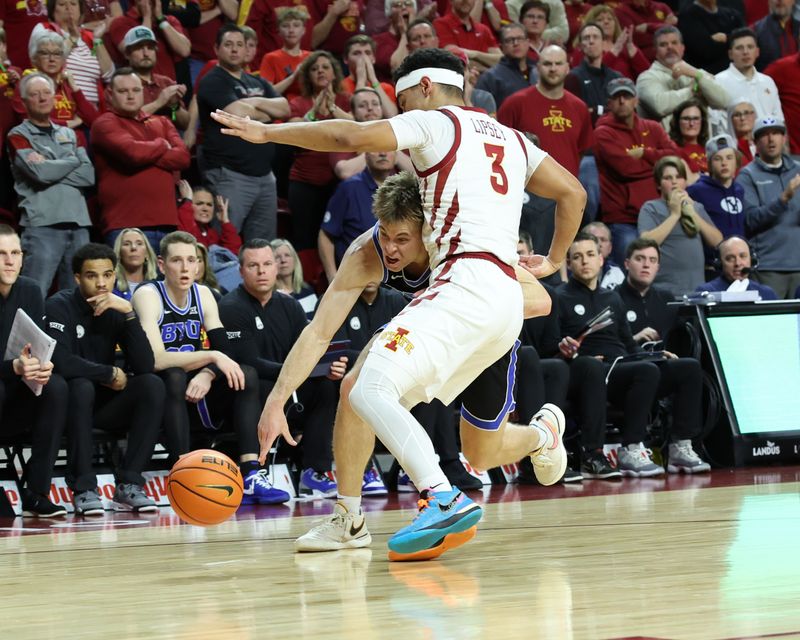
<box><xmin>167</xmin><ymin>449</ymin><xmax>244</xmax><ymax>526</ymax></box>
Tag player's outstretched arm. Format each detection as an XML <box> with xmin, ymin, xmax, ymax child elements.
<box><xmin>257</xmin><ymin>238</ymin><xmax>379</xmax><ymax>462</ymax></box>
<box><xmin>211</xmin><ymin>110</ymin><xmax>399</xmax><ymax>152</ymax></box>
<box><xmin>525</xmin><ymin>156</ymin><xmax>587</xmax><ymax>278</ymax></box>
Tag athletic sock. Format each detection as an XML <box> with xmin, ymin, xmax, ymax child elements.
<box><xmin>240</xmin><ymin>460</ymin><xmax>260</xmax><ymax>476</ymax></box>
<box><xmin>337</xmin><ymin>494</ymin><xmax>362</xmax><ymax>514</ymax></box>
<box><xmin>529</xmin><ymin>421</ymin><xmax>551</xmax><ymax>452</ymax></box>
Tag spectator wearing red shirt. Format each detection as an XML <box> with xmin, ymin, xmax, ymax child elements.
<box><xmin>569</xmin><ymin>5</ymin><xmax>650</xmax><ymax>80</ymax></box>
<box><xmin>594</xmin><ymin>77</ymin><xmax>680</xmax><ymax>265</ymax></box>
<box><xmin>0</xmin><ymin>0</ymin><xmax>48</xmax><ymax>69</ymax></box>
<box><xmin>434</xmin><ymin>0</ymin><xmax>501</xmax><ymax>70</ymax></box>
<box><xmin>91</xmin><ymin>68</ymin><xmax>190</xmax><ymax>248</ymax></box>
<box><xmin>764</xmin><ymin>52</ymin><xmax>800</xmax><ymax>153</ymax></box>
<box><xmin>372</xmin><ymin>0</ymin><xmax>436</xmax><ymax>81</ymax></box>
<box><xmin>614</xmin><ymin>0</ymin><xmax>676</xmax><ymax>62</ymax></box>
<box><xmin>498</xmin><ymin>45</ymin><xmax>593</xmax><ymax>179</ymax></box>
<box><xmin>341</xmin><ymin>35</ymin><xmax>397</xmax><ymax>116</ymax></box>
<box><xmin>14</xmin><ymin>31</ymin><xmax>100</xmax><ymax>147</ymax></box>
<box><xmin>177</xmin><ymin>181</ymin><xmax>243</xmax><ymax>254</ymax></box>
<box><xmin>105</xmin><ymin>0</ymin><xmax>191</xmax><ymax>81</ymax></box>
<box><xmin>668</xmin><ymin>98</ymin><xmax>709</xmax><ymax>184</ymax></box>
<box><xmin>244</xmin><ymin>0</ymin><xmax>313</xmax><ymax>66</ymax></box>
<box><xmin>258</xmin><ymin>7</ymin><xmax>310</xmax><ymax>101</ymax></box>
<box><xmin>309</xmin><ymin>0</ymin><xmax>364</xmax><ymax>57</ymax></box>
<box><xmin>287</xmin><ymin>51</ymin><xmax>352</xmax><ymax>252</ymax></box>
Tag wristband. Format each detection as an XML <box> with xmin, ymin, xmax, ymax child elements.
<box><xmin>371</xmin><ymin>81</ymin><xmax>380</xmax><ymax>89</ymax></box>
<box><xmin>305</xmin><ymin>110</ymin><xmax>316</xmax><ymax>121</ymax></box>
<box><xmin>158</xmin><ymin>16</ymin><xmax>169</xmax><ymax>29</ymax></box>
<box><xmin>484</xmin><ymin>1</ymin><xmax>493</xmax><ymax>8</ymax></box>
<box><xmin>124</xmin><ymin>310</ymin><xmax>136</xmax><ymax>321</ymax></box>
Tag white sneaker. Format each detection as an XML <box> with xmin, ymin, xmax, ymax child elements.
<box><xmin>529</xmin><ymin>403</ymin><xmax>567</xmax><ymax>486</ymax></box>
<box><xmin>294</xmin><ymin>502</ymin><xmax>372</xmax><ymax>552</ymax></box>
<box><xmin>618</xmin><ymin>443</ymin><xmax>664</xmax><ymax>477</ymax></box>
<box><xmin>667</xmin><ymin>440</ymin><xmax>711</xmax><ymax>474</ymax></box>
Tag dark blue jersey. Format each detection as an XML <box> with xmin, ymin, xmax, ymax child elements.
<box><xmin>371</xmin><ymin>222</ymin><xmax>431</xmax><ymax>296</ymax></box>
<box><xmin>148</xmin><ymin>281</ymin><xmax>206</xmax><ymax>353</ymax></box>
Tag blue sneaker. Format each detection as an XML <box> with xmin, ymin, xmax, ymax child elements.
<box><xmin>387</xmin><ymin>488</ymin><xmax>482</xmax><ymax>558</ymax></box>
<box><xmin>396</xmin><ymin>469</ymin><xmax>416</xmax><ymax>493</ymax></box>
<box><xmin>300</xmin><ymin>468</ymin><xmax>338</xmax><ymax>498</ymax></box>
<box><xmin>241</xmin><ymin>469</ymin><xmax>290</xmax><ymax>505</ymax></box>
<box><xmin>362</xmin><ymin>467</ymin><xmax>388</xmax><ymax>496</ymax></box>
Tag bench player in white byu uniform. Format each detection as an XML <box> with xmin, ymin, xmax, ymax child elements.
<box><xmin>213</xmin><ymin>48</ymin><xmax>586</xmax><ymax>560</ymax></box>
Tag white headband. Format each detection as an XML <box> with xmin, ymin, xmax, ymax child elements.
<box><xmin>395</xmin><ymin>67</ymin><xmax>465</xmax><ymax>94</ymax></box>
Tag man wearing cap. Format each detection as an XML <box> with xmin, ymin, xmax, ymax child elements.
<box><xmin>695</xmin><ymin>235</ymin><xmax>778</xmax><ymax>299</ymax></box>
<box><xmin>736</xmin><ymin>116</ymin><xmax>800</xmax><ymax>298</ymax></box>
<box><xmin>687</xmin><ymin>133</ymin><xmax>746</xmax><ymax>241</ymax></box>
<box><xmin>594</xmin><ymin>75</ymin><xmax>680</xmax><ymax>266</ymax></box>
<box><xmin>118</xmin><ymin>26</ymin><xmax>189</xmax><ymax>130</ymax></box>
<box><xmin>106</xmin><ymin>0</ymin><xmax>191</xmax><ymax>81</ymax></box>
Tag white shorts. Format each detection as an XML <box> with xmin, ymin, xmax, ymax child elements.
<box><xmin>364</xmin><ymin>256</ymin><xmax>523</xmax><ymax>408</ymax></box>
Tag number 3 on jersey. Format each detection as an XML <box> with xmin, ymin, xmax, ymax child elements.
<box><xmin>484</xmin><ymin>143</ymin><xmax>508</xmax><ymax>195</ymax></box>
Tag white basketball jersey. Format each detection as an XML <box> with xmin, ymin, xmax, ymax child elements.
<box><xmin>389</xmin><ymin>106</ymin><xmax>548</xmax><ymax>274</ymax></box>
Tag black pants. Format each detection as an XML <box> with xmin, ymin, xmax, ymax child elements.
<box><xmin>655</xmin><ymin>358</ymin><xmax>703</xmax><ymax>440</ymax></box>
<box><xmin>567</xmin><ymin>356</ymin><xmax>660</xmax><ymax>450</ymax></box>
<box><xmin>160</xmin><ymin>366</ymin><xmax>260</xmax><ymax>463</ymax></box>
<box><xmin>287</xmin><ymin>179</ymin><xmax>337</xmax><ymax>252</ymax></box>
<box><xmin>515</xmin><ymin>346</ymin><xmax>570</xmax><ymax>423</ymax></box>
<box><xmin>259</xmin><ymin>376</ymin><xmax>337</xmax><ymax>472</ymax></box>
<box><xmin>0</xmin><ymin>374</ymin><xmax>68</xmax><ymax>496</ymax></box>
<box><xmin>66</xmin><ymin>374</ymin><xmax>165</xmax><ymax>492</ymax></box>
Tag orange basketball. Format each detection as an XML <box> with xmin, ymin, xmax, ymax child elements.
<box><xmin>167</xmin><ymin>449</ymin><xmax>244</xmax><ymax>526</ymax></box>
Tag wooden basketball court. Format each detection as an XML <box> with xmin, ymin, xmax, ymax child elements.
<box><xmin>2</xmin><ymin>467</ymin><xmax>800</xmax><ymax>640</ymax></box>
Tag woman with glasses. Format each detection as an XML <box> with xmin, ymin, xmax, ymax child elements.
<box><xmin>668</xmin><ymin>97</ymin><xmax>710</xmax><ymax>185</ymax></box>
<box><xmin>728</xmin><ymin>98</ymin><xmax>757</xmax><ymax>166</ymax></box>
<box><xmin>29</xmin><ymin>0</ymin><xmax>114</xmax><ymax>106</ymax></box>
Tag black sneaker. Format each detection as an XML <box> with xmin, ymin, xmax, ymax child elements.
<box><xmin>21</xmin><ymin>490</ymin><xmax>67</xmax><ymax>518</ymax></box>
<box><xmin>561</xmin><ymin>467</ymin><xmax>584</xmax><ymax>483</ymax></box>
<box><xmin>581</xmin><ymin>450</ymin><xmax>622</xmax><ymax>480</ymax></box>
<box><xmin>443</xmin><ymin>462</ymin><xmax>484</xmax><ymax>491</ymax></box>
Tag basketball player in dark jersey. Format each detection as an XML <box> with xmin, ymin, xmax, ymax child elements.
<box><xmin>132</xmin><ymin>231</ymin><xmax>290</xmax><ymax>505</ymax></box>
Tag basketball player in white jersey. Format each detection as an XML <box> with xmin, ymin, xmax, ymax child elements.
<box><xmin>212</xmin><ymin>48</ymin><xmax>586</xmax><ymax>559</ymax></box>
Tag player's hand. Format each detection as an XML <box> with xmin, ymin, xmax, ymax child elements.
<box><xmin>186</xmin><ymin>369</ymin><xmax>213</xmax><ymax>402</ymax></box>
<box><xmin>88</xmin><ymin>291</ymin><xmax>132</xmax><ymax>316</ymax></box>
<box><xmin>519</xmin><ymin>254</ymin><xmax>561</xmax><ymax>279</ymax></box>
<box><xmin>634</xmin><ymin>326</ymin><xmax>660</xmax><ymax>343</ymax></box>
<box><xmin>211</xmin><ymin>110</ymin><xmax>272</xmax><ymax>144</ymax></box>
<box><xmin>258</xmin><ymin>399</ymin><xmax>298</xmax><ymax>464</ymax></box>
<box><xmin>327</xmin><ymin>356</ymin><xmax>348</xmax><ymax>381</ymax></box>
<box><xmin>213</xmin><ymin>352</ymin><xmax>245</xmax><ymax>390</ymax></box>
<box><xmin>558</xmin><ymin>336</ymin><xmax>580</xmax><ymax>359</ymax></box>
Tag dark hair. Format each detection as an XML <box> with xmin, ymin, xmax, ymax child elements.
<box><xmin>407</xmin><ymin>17</ymin><xmax>436</xmax><ymax>36</ymax></box>
<box><xmin>47</xmin><ymin>0</ymin><xmax>85</xmax><ymax>21</ymax></box>
<box><xmin>109</xmin><ymin>66</ymin><xmax>138</xmax><ymax>90</ymax></box>
<box><xmin>571</xmin><ymin>231</ymin><xmax>600</xmax><ymax>249</ymax></box>
<box><xmin>238</xmin><ymin>238</ymin><xmax>273</xmax><ymax>266</ymax></box>
<box><xmin>625</xmin><ymin>237</ymin><xmax>660</xmax><ymax>260</ymax></box>
<box><xmin>499</xmin><ymin>21</ymin><xmax>526</xmax><ymax>42</ymax></box>
<box><xmin>578</xmin><ymin>21</ymin><xmax>604</xmax><ymax>40</ymax></box>
<box><xmin>297</xmin><ymin>50</ymin><xmax>344</xmax><ymax>97</ymax></box>
<box><xmin>344</xmin><ymin>34</ymin><xmax>376</xmax><ymax>57</ymax></box>
<box><xmin>728</xmin><ymin>27</ymin><xmax>757</xmax><ymax>50</ymax></box>
<box><xmin>393</xmin><ymin>48</ymin><xmax>465</xmax><ymax>97</ymax></box>
<box><xmin>350</xmin><ymin>86</ymin><xmax>381</xmax><ymax>112</ymax></box>
<box><xmin>669</xmin><ymin>97</ymin><xmax>709</xmax><ymax>146</ymax></box>
<box><xmin>653</xmin><ymin>25</ymin><xmax>682</xmax><ymax>46</ymax></box>
<box><xmin>519</xmin><ymin>0</ymin><xmax>550</xmax><ymax>22</ymax></box>
<box><xmin>216</xmin><ymin>23</ymin><xmax>245</xmax><ymax>47</ymax></box>
<box><xmin>73</xmin><ymin>242</ymin><xmax>117</xmax><ymax>274</ymax></box>
<box><xmin>0</xmin><ymin>223</ymin><xmax>18</xmax><ymax>237</ymax></box>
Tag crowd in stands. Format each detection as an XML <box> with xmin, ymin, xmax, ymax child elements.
<box><xmin>1</xmin><ymin>0</ymin><xmax>800</xmax><ymax>516</ymax></box>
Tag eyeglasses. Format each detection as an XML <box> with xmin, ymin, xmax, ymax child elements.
<box><xmin>680</xmin><ymin>116</ymin><xmax>702</xmax><ymax>123</ymax></box>
<box><xmin>732</xmin><ymin>110</ymin><xmax>755</xmax><ymax>118</ymax></box>
<box><xmin>37</xmin><ymin>50</ymin><xmax>64</xmax><ymax>58</ymax></box>
<box><xmin>503</xmin><ymin>36</ymin><xmax>529</xmax><ymax>44</ymax></box>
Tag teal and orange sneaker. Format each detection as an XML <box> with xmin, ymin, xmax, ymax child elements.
<box><xmin>387</xmin><ymin>488</ymin><xmax>482</xmax><ymax>561</ymax></box>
